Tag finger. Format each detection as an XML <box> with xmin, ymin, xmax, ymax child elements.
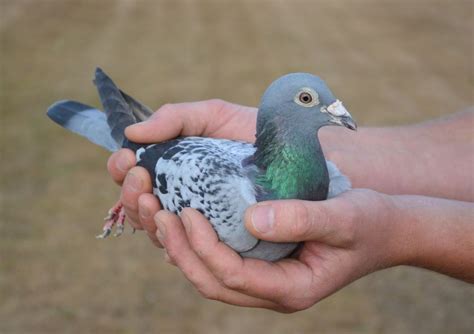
<box><xmin>180</xmin><ymin>208</ymin><xmax>315</xmax><ymax>308</ymax></box>
<box><xmin>125</xmin><ymin>101</ymin><xmax>222</xmax><ymax>143</ymax></box>
<box><xmin>244</xmin><ymin>195</ymin><xmax>356</xmax><ymax>247</ymax></box>
<box><xmin>154</xmin><ymin>210</ymin><xmax>284</xmax><ymax>310</ymax></box>
<box><xmin>106</xmin><ymin>149</ymin><xmax>136</xmax><ymax>185</ymax></box>
<box><xmin>120</xmin><ymin>166</ymin><xmax>152</xmax><ymax>230</ymax></box>
<box><xmin>138</xmin><ymin>193</ymin><xmax>162</xmax><ymax>247</ymax></box>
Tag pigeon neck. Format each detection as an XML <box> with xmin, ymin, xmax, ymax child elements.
<box><xmin>253</xmin><ymin>121</ymin><xmax>329</xmax><ymax>201</ymax></box>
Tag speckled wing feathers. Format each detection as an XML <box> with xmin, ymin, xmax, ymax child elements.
<box><xmin>151</xmin><ymin>137</ymin><xmax>260</xmax><ymax>253</ymax></box>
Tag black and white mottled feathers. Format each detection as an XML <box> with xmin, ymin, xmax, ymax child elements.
<box><xmin>135</xmin><ymin>137</ymin><xmax>350</xmax><ymax>261</ymax></box>
<box><xmin>140</xmin><ymin>137</ymin><xmax>259</xmax><ymax>252</ymax></box>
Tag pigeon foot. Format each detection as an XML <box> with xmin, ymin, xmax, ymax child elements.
<box><xmin>96</xmin><ymin>201</ymin><xmax>127</xmax><ymax>239</ymax></box>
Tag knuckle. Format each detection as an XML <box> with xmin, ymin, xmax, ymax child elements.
<box><xmin>207</xmin><ymin>98</ymin><xmax>225</xmax><ymax>107</ymax></box>
<box><xmin>220</xmin><ymin>270</ymin><xmax>245</xmax><ymax>290</ymax></box>
<box><xmin>335</xmin><ymin>195</ymin><xmax>366</xmax><ymax>246</ymax></box>
<box><xmin>195</xmin><ymin>284</ymin><xmax>219</xmax><ymax>300</ymax></box>
<box><xmin>290</xmin><ymin>201</ymin><xmax>313</xmax><ymax>240</ymax></box>
<box><xmin>315</xmin><ymin>199</ymin><xmax>356</xmax><ymax>247</ymax></box>
<box><xmin>338</xmin><ymin>203</ymin><xmax>357</xmax><ymax>246</ymax></box>
<box><xmin>184</xmin><ymin>271</ymin><xmax>221</xmax><ymax>300</ymax></box>
<box><xmin>121</xmin><ymin>194</ymin><xmax>138</xmax><ymax>210</ymax></box>
<box><xmin>158</xmin><ymin>103</ymin><xmax>175</xmax><ymax>113</ymax></box>
<box><xmin>207</xmin><ymin>99</ymin><xmax>227</xmax><ymax>113</ymax></box>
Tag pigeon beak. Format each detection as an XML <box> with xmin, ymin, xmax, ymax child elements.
<box><xmin>325</xmin><ymin>100</ymin><xmax>357</xmax><ymax>131</ymax></box>
<box><xmin>340</xmin><ymin>115</ymin><xmax>357</xmax><ymax>131</ymax></box>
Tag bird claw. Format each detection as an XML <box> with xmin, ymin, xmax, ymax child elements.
<box><xmin>96</xmin><ymin>227</ymin><xmax>112</xmax><ymax>239</ymax></box>
<box><xmin>113</xmin><ymin>224</ymin><xmax>125</xmax><ymax>237</ymax></box>
<box><xmin>97</xmin><ymin>201</ymin><xmax>126</xmax><ymax>239</ymax></box>
<box><xmin>103</xmin><ymin>209</ymin><xmax>116</xmax><ymax>221</ymax></box>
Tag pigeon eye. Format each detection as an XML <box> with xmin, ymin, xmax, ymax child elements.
<box><xmin>294</xmin><ymin>88</ymin><xmax>319</xmax><ymax>107</ymax></box>
<box><xmin>299</xmin><ymin>92</ymin><xmax>312</xmax><ymax>104</ymax></box>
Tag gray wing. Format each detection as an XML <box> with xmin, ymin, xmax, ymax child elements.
<box><xmin>153</xmin><ymin>138</ymin><xmax>260</xmax><ymax>253</ymax></box>
<box><xmin>47</xmin><ymin>100</ymin><xmax>120</xmax><ymax>152</ymax></box>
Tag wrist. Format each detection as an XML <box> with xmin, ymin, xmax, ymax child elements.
<box><xmin>382</xmin><ymin>195</ymin><xmax>423</xmax><ymax>268</ymax></box>
<box><xmin>361</xmin><ymin>192</ymin><xmax>413</xmax><ymax>271</ymax></box>
<box><xmin>385</xmin><ymin>195</ymin><xmax>474</xmax><ymax>282</ymax></box>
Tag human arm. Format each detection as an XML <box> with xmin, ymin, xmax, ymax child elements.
<box><xmin>387</xmin><ymin>194</ymin><xmax>474</xmax><ymax>281</ymax></box>
<box><xmin>152</xmin><ymin>189</ymin><xmax>473</xmax><ymax>312</ymax></box>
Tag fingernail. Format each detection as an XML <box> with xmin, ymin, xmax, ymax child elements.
<box><xmin>139</xmin><ymin>204</ymin><xmax>151</xmax><ymax>219</ymax></box>
<box><xmin>117</xmin><ymin>154</ymin><xmax>132</xmax><ymax>172</ymax></box>
<box><xmin>181</xmin><ymin>211</ymin><xmax>191</xmax><ymax>233</ymax></box>
<box><xmin>125</xmin><ymin>172</ymin><xmax>142</xmax><ymax>192</ymax></box>
<box><xmin>251</xmin><ymin>205</ymin><xmax>274</xmax><ymax>234</ymax></box>
<box><xmin>155</xmin><ymin>217</ymin><xmax>167</xmax><ymax>242</ymax></box>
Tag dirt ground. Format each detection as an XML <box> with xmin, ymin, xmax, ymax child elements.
<box><xmin>1</xmin><ymin>0</ymin><xmax>473</xmax><ymax>333</ymax></box>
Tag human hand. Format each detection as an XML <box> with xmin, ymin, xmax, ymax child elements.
<box><xmin>106</xmin><ymin>99</ymin><xmax>257</xmax><ymax>244</ymax></box>
<box><xmin>153</xmin><ymin>189</ymin><xmax>404</xmax><ymax>311</ymax></box>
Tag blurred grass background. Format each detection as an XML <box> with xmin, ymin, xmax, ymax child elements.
<box><xmin>1</xmin><ymin>0</ymin><xmax>473</xmax><ymax>333</ymax></box>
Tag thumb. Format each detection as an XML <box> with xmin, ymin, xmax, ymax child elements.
<box><xmin>244</xmin><ymin>198</ymin><xmax>356</xmax><ymax>247</ymax></box>
<box><xmin>124</xmin><ymin>101</ymin><xmax>220</xmax><ymax>143</ymax></box>
<box><xmin>124</xmin><ymin>104</ymin><xmax>186</xmax><ymax>143</ymax></box>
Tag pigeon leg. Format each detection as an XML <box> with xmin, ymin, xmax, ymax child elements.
<box><xmin>113</xmin><ymin>206</ymin><xmax>127</xmax><ymax>237</ymax></box>
<box><xmin>96</xmin><ymin>201</ymin><xmax>125</xmax><ymax>239</ymax></box>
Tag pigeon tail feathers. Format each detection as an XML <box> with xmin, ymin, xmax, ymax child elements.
<box><xmin>47</xmin><ymin>68</ymin><xmax>155</xmax><ymax>152</ymax></box>
<box><xmin>94</xmin><ymin>67</ymin><xmax>138</xmax><ymax>147</ymax></box>
<box><xmin>47</xmin><ymin>100</ymin><xmax>121</xmax><ymax>152</ymax></box>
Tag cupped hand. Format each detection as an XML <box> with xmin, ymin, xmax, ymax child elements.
<box><xmin>106</xmin><ymin>99</ymin><xmax>257</xmax><ymax>242</ymax></box>
<box><xmin>153</xmin><ymin>189</ymin><xmax>402</xmax><ymax>312</ymax></box>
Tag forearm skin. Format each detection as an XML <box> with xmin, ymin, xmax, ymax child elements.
<box><xmin>388</xmin><ymin>195</ymin><xmax>474</xmax><ymax>283</ymax></box>
<box><xmin>320</xmin><ymin>109</ymin><xmax>474</xmax><ymax>201</ymax></box>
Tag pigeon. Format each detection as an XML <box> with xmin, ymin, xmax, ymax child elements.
<box><xmin>47</xmin><ymin>68</ymin><xmax>356</xmax><ymax>261</ymax></box>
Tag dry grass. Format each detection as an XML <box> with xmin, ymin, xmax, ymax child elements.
<box><xmin>1</xmin><ymin>0</ymin><xmax>473</xmax><ymax>333</ymax></box>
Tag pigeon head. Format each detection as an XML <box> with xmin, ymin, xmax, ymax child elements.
<box><xmin>256</xmin><ymin>73</ymin><xmax>357</xmax><ymax>134</ymax></box>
